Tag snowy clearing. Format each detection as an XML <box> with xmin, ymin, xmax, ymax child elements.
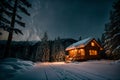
<box><xmin>0</xmin><ymin>59</ymin><xmax>120</xmax><ymax>80</ymax></box>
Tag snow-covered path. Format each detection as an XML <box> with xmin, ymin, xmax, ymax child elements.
<box><xmin>10</xmin><ymin>60</ymin><xmax>120</xmax><ymax>80</ymax></box>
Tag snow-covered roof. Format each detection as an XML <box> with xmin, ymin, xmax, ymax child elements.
<box><xmin>66</xmin><ymin>37</ymin><xmax>93</xmax><ymax>51</ymax></box>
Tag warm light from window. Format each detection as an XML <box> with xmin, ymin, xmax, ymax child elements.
<box><xmin>89</xmin><ymin>50</ymin><xmax>97</xmax><ymax>55</ymax></box>
<box><xmin>74</xmin><ymin>49</ymin><xmax>77</xmax><ymax>52</ymax></box>
<box><xmin>69</xmin><ymin>49</ymin><xmax>77</xmax><ymax>57</ymax></box>
<box><xmin>78</xmin><ymin>49</ymin><xmax>85</xmax><ymax>55</ymax></box>
<box><xmin>69</xmin><ymin>50</ymin><xmax>74</xmax><ymax>57</ymax></box>
<box><xmin>100</xmin><ymin>48</ymin><xmax>103</xmax><ymax>50</ymax></box>
<box><xmin>71</xmin><ymin>50</ymin><xmax>74</xmax><ymax>52</ymax></box>
<box><xmin>91</xmin><ymin>42</ymin><xmax>95</xmax><ymax>46</ymax></box>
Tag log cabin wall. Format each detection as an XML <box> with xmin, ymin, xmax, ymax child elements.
<box><xmin>85</xmin><ymin>40</ymin><xmax>100</xmax><ymax>60</ymax></box>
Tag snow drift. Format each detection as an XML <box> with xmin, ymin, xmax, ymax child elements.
<box><xmin>0</xmin><ymin>58</ymin><xmax>34</xmax><ymax>80</ymax></box>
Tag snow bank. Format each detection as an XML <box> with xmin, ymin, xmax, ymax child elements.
<box><xmin>111</xmin><ymin>59</ymin><xmax>120</xmax><ymax>65</ymax></box>
<box><xmin>0</xmin><ymin>58</ymin><xmax>34</xmax><ymax>80</ymax></box>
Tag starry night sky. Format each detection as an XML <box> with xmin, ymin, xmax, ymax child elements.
<box><xmin>0</xmin><ymin>0</ymin><xmax>116</xmax><ymax>41</ymax></box>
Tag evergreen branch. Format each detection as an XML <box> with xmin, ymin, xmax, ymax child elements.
<box><xmin>0</xmin><ymin>24</ymin><xmax>23</xmax><ymax>35</ymax></box>
<box><xmin>13</xmin><ymin>28</ymin><xmax>23</xmax><ymax>35</ymax></box>
<box><xmin>4</xmin><ymin>10</ymin><xmax>13</xmax><ymax>17</ymax></box>
<box><xmin>15</xmin><ymin>20</ymin><xmax>25</xmax><ymax>27</ymax></box>
<box><xmin>0</xmin><ymin>16</ymin><xmax>11</xmax><ymax>24</ymax></box>
<box><xmin>0</xmin><ymin>0</ymin><xmax>13</xmax><ymax>11</ymax></box>
<box><xmin>20</xmin><ymin>0</ymin><xmax>32</xmax><ymax>8</ymax></box>
<box><xmin>16</xmin><ymin>14</ymin><xmax>22</xmax><ymax>20</ymax></box>
<box><xmin>0</xmin><ymin>24</ymin><xmax>10</xmax><ymax>31</ymax></box>
<box><xmin>18</xmin><ymin>5</ymin><xmax>30</xmax><ymax>16</ymax></box>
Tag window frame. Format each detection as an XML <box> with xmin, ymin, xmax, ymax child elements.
<box><xmin>89</xmin><ymin>50</ymin><xmax>97</xmax><ymax>55</ymax></box>
<box><xmin>91</xmin><ymin>42</ymin><xmax>95</xmax><ymax>46</ymax></box>
<box><xmin>78</xmin><ymin>49</ymin><xmax>85</xmax><ymax>56</ymax></box>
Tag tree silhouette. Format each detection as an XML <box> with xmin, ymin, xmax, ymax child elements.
<box><xmin>104</xmin><ymin>0</ymin><xmax>120</xmax><ymax>59</ymax></box>
<box><xmin>2</xmin><ymin>0</ymin><xmax>31</xmax><ymax>57</ymax></box>
<box><xmin>41</xmin><ymin>32</ymin><xmax>50</xmax><ymax>62</ymax></box>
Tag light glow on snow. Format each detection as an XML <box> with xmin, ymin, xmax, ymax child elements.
<box><xmin>36</xmin><ymin>62</ymin><xmax>65</xmax><ymax>66</ymax></box>
<box><xmin>0</xmin><ymin>59</ymin><xmax>120</xmax><ymax>80</ymax></box>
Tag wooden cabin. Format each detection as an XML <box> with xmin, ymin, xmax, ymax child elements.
<box><xmin>65</xmin><ymin>37</ymin><xmax>103</xmax><ymax>62</ymax></box>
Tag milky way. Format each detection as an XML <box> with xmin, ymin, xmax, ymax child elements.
<box><xmin>0</xmin><ymin>0</ymin><xmax>115</xmax><ymax>41</ymax></box>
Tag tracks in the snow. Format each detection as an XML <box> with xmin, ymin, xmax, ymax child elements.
<box><xmin>48</xmin><ymin>64</ymin><xmax>111</xmax><ymax>80</ymax></box>
<box><xmin>50</xmin><ymin>65</ymin><xmax>91</xmax><ymax>80</ymax></box>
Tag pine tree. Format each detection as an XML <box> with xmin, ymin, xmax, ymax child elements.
<box><xmin>51</xmin><ymin>40</ymin><xmax>57</xmax><ymax>61</ymax></box>
<box><xmin>51</xmin><ymin>37</ymin><xmax>65</xmax><ymax>61</ymax></box>
<box><xmin>2</xmin><ymin>0</ymin><xmax>31</xmax><ymax>57</ymax></box>
<box><xmin>41</xmin><ymin>32</ymin><xmax>50</xmax><ymax>62</ymax></box>
<box><xmin>35</xmin><ymin>42</ymin><xmax>43</xmax><ymax>61</ymax></box>
<box><xmin>101</xmin><ymin>33</ymin><xmax>105</xmax><ymax>46</ymax></box>
<box><xmin>97</xmin><ymin>38</ymin><xmax>102</xmax><ymax>45</ymax></box>
<box><xmin>78</xmin><ymin>36</ymin><xmax>82</xmax><ymax>41</ymax></box>
<box><xmin>104</xmin><ymin>0</ymin><xmax>120</xmax><ymax>59</ymax></box>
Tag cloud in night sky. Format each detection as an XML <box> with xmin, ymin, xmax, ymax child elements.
<box><xmin>0</xmin><ymin>0</ymin><xmax>115</xmax><ymax>41</ymax></box>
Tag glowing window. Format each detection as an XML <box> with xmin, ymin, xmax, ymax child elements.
<box><xmin>69</xmin><ymin>49</ymin><xmax>77</xmax><ymax>57</ymax></box>
<box><xmin>78</xmin><ymin>49</ymin><xmax>85</xmax><ymax>55</ymax></box>
<box><xmin>69</xmin><ymin>50</ymin><xmax>73</xmax><ymax>56</ymax></box>
<box><xmin>74</xmin><ymin>49</ymin><xmax>77</xmax><ymax>52</ymax></box>
<box><xmin>91</xmin><ymin>42</ymin><xmax>95</xmax><ymax>46</ymax></box>
<box><xmin>89</xmin><ymin>50</ymin><xmax>97</xmax><ymax>55</ymax></box>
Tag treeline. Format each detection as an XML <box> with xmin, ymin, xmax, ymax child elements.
<box><xmin>33</xmin><ymin>32</ymin><xmax>76</xmax><ymax>62</ymax></box>
<box><xmin>0</xmin><ymin>37</ymin><xmax>76</xmax><ymax>62</ymax></box>
<box><xmin>35</xmin><ymin>38</ymin><xmax>66</xmax><ymax>62</ymax></box>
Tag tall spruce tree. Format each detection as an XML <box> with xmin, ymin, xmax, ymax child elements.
<box><xmin>41</xmin><ymin>32</ymin><xmax>50</xmax><ymax>62</ymax></box>
<box><xmin>1</xmin><ymin>0</ymin><xmax>31</xmax><ymax>57</ymax></box>
<box><xmin>104</xmin><ymin>0</ymin><xmax>120</xmax><ymax>59</ymax></box>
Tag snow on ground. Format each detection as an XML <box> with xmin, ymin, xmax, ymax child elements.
<box><xmin>0</xmin><ymin>58</ymin><xmax>34</xmax><ymax>80</ymax></box>
<box><xmin>0</xmin><ymin>59</ymin><xmax>120</xmax><ymax>80</ymax></box>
